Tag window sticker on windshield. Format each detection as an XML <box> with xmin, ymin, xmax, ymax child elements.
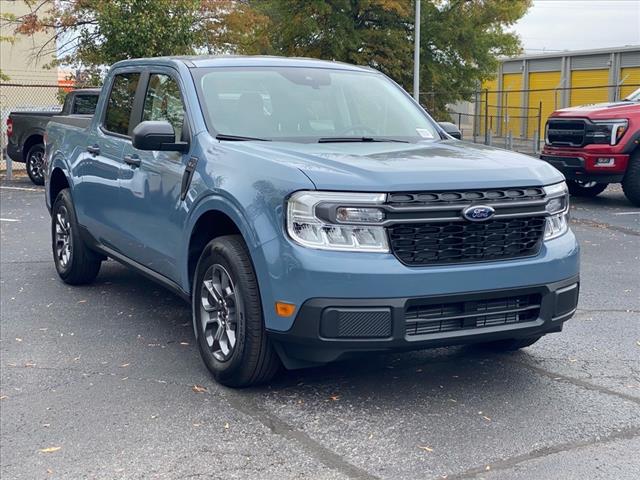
<box><xmin>416</xmin><ymin>128</ymin><xmax>434</xmax><ymax>139</ymax></box>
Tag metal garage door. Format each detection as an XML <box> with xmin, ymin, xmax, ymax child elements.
<box><xmin>620</xmin><ymin>67</ymin><xmax>640</xmax><ymax>99</ymax></box>
<box><xmin>528</xmin><ymin>71</ymin><xmax>561</xmax><ymax>137</ymax></box>
<box><xmin>502</xmin><ymin>73</ymin><xmax>522</xmax><ymax>138</ymax></box>
<box><xmin>570</xmin><ymin>69</ymin><xmax>609</xmax><ymax>106</ymax></box>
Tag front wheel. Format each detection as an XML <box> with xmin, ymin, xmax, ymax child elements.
<box><xmin>51</xmin><ymin>189</ymin><xmax>102</xmax><ymax>284</ymax></box>
<box><xmin>622</xmin><ymin>151</ymin><xmax>640</xmax><ymax>207</ymax></box>
<box><xmin>567</xmin><ymin>180</ymin><xmax>608</xmax><ymax>197</ymax></box>
<box><xmin>26</xmin><ymin>143</ymin><xmax>45</xmax><ymax>186</ymax></box>
<box><xmin>193</xmin><ymin>235</ymin><xmax>280</xmax><ymax>387</ymax></box>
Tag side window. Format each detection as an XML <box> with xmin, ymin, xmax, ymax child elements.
<box><xmin>104</xmin><ymin>73</ymin><xmax>140</xmax><ymax>136</ymax></box>
<box><xmin>73</xmin><ymin>95</ymin><xmax>98</xmax><ymax>115</ymax></box>
<box><xmin>142</xmin><ymin>74</ymin><xmax>185</xmax><ymax>142</ymax></box>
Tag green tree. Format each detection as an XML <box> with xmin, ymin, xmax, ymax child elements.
<box><xmin>242</xmin><ymin>0</ymin><xmax>530</xmax><ymax>117</ymax></box>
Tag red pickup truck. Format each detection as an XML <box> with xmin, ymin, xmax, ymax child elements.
<box><xmin>541</xmin><ymin>88</ymin><xmax>640</xmax><ymax>206</ymax></box>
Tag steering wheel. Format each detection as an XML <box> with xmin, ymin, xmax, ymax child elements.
<box><xmin>338</xmin><ymin>125</ymin><xmax>378</xmax><ymax>136</ymax></box>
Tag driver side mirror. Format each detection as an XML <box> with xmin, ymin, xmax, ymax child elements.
<box><xmin>438</xmin><ymin>122</ymin><xmax>462</xmax><ymax>140</ymax></box>
<box><xmin>132</xmin><ymin>120</ymin><xmax>188</xmax><ymax>152</ymax></box>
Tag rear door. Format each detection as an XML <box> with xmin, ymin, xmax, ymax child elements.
<box><xmin>72</xmin><ymin>70</ymin><xmax>142</xmax><ymax>249</ymax></box>
<box><xmin>118</xmin><ymin>69</ymin><xmax>192</xmax><ymax>281</ymax></box>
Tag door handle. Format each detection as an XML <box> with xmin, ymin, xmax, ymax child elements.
<box><xmin>86</xmin><ymin>144</ymin><xmax>100</xmax><ymax>156</ymax></box>
<box><xmin>124</xmin><ymin>154</ymin><xmax>141</xmax><ymax>168</ymax></box>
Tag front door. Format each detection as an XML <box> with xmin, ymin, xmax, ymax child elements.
<box><xmin>118</xmin><ymin>71</ymin><xmax>190</xmax><ymax>282</ymax></box>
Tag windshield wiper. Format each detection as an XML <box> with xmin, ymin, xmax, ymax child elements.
<box><xmin>215</xmin><ymin>134</ymin><xmax>270</xmax><ymax>141</ymax></box>
<box><xmin>318</xmin><ymin>136</ymin><xmax>409</xmax><ymax>143</ymax></box>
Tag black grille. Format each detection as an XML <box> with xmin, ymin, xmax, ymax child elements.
<box><xmin>405</xmin><ymin>294</ymin><xmax>541</xmax><ymax>337</ymax></box>
<box><xmin>546</xmin><ymin>119</ymin><xmax>586</xmax><ymax>147</ymax></box>
<box><xmin>388</xmin><ymin>187</ymin><xmax>545</xmax><ymax>207</ymax></box>
<box><xmin>389</xmin><ymin>217</ymin><xmax>546</xmax><ymax>266</ymax></box>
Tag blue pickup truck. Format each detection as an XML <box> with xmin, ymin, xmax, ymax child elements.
<box><xmin>45</xmin><ymin>56</ymin><xmax>580</xmax><ymax>387</ymax></box>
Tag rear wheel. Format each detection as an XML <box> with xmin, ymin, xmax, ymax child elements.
<box><xmin>52</xmin><ymin>189</ymin><xmax>102</xmax><ymax>284</ymax></box>
<box><xmin>477</xmin><ymin>336</ymin><xmax>542</xmax><ymax>351</ymax></box>
<box><xmin>193</xmin><ymin>235</ymin><xmax>280</xmax><ymax>387</ymax></box>
<box><xmin>26</xmin><ymin>143</ymin><xmax>45</xmax><ymax>186</ymax></box>
<box><xmin>622</xmin><ymin>151</ymin><xmax>640</xmax><ymax>207</ymax></box>
<box><xmin>567</xmin><ymin>180</ymin><xmax>608</xmax><ymax>197</ymax></box>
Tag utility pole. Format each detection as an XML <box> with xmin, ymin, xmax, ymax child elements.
<box><xmin>413</xmin><ymin>0</ymin><xmax>421</xmax><ymax>102</ymax></box>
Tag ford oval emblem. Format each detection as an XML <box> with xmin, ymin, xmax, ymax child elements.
<box><xmin>462</xmin><ymin>205</ymin><xmax>495</xmax><ymax>222</ymax></box>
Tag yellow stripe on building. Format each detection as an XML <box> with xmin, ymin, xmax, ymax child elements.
<box><xmin>502</xmin><ymin>73</ymin><xmax>522</xmax><ymax>138</ymax></box>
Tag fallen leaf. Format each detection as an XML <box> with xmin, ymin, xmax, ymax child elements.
<box><xmin>47</xmin><ymin>469</ymin><xmax>53</xmax><ymax>475</ymax></box>
<box><xmin>179</xmin><ymin>342</ymin><xmax>190</xmax><ymax>346</ymax></box>
<box><xmin>120</xmin><ymin>363</ymin><xmax>130</xmax><ymax>368</ymax></box>
<box><xmin>77</xmin><ymin>300</ymin><xmax>87</xmax><ymax>304</ymax></box>
<box><xmin>39</xmin><ymin>446</ymin><xmax>61</xmax><ymax>453</ymax></box>
<box><xmin>482</xmin><ymin>416</ymin><xmax>492</xmax><ymax>421</ymax></box>
<box><xmin>329</xmin><ymin>395</ymin><xmax>340</xmax><ymax>401</ymax></box>
<box><xmin>192</xmin><ymin>384</ymin><xmax>207</xmax><ymax>393</ymax></box>
<box><xmin>224</xmin><ymin>422</ymin><xmax>229</xmax><ymax>429</ymax></box>
<box><xmin>15</xmin><ymin>338</ymin><xmax>22</xmax><ymax>342</ymax></box>
<box><xmin>0</xmin><ymin>396</ymin><xmax>7</xmax><ymax>400</ymax></box>
<box><xmin>418</xmin><ymin>445</ymin><xmax>434</xmax><ymax>452</ymax></box>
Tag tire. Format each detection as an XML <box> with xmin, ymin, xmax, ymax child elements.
<box><xmin>51</xmin><ymin>189</ymin><xmax>102</xmax><ymax>285</ymax></box>
<box><xmin>477</xmin><ymin>336</ymin><xmax>542</xmax><ymax>352</ymax></box>
<box><xmin>26</xmin><ymin>143</ymin><xmax>45</xmax><ymax>186</ymax></box>
<box><xmin>192</xmin><ymin>235</ymin><xmax>280</xmax><ymax>387</ymax></box>
<box><xmin>567</xmin><ymin>180</ymin><xmax>608</xmax><ymax>197</ymax></box>
<box><xmin>622</xmin><ymin>151</ymin><xmax>640</xmax><ymax>207</ymax></box>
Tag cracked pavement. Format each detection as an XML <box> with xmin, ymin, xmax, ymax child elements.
<box><xmin>1</xmin><ymin>177</ymin><xmax>639</xmax><ymax>479</ymax></box>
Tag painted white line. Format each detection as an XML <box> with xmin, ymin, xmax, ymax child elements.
<box><xmin>0</xmin><ymin>218</ymin><xmax>20</xmax><ymax>222</ymax></box>
<box><xmin>612</xmin><ymin>211</ymin><xmax>640</xmax><ymax>216</ymax></box>
<box><xmin>0</xmin><ymin>186</ymin><xmax>42</xmax><ymax>192</ymax></box>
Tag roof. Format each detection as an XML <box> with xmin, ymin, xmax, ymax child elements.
<box><xmin>501</xmin><ymin>45</ymin><xmax>640</xmax><ymax>62</ymax></box>
<box><xmin>111</xmin><ymin>55</ymin><xmax>372</xmax><ymax>72</ymax></box>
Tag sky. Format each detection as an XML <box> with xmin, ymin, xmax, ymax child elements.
<box><xmin>512</xmin><ymin>0</ymin><xmax>640</xmax><ymax>54</ymax></box>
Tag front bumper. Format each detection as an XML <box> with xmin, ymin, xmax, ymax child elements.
<box><xmin>540</xmin><ymin>151</ymin><xmax>628</xmax><ymax>183</ymax></box>
<box><xmin>269</xmin><ymin>275</ymin><xmax>579</xmax><ymax>368</ymax></box>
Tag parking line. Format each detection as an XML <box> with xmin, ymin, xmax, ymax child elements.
<box><xmin>0</xmin><ymin>186</ymin><xmax>43</xmax><ymax>192</ymax></box>
<box><xmin>612</xmin><ymin>211</ymin><xmax>640</xmax><ymax>216</ymax></box>
<box><xmin>0</xmin><ymin>218</ymin><xmax>20</xmax><ymax>222</ymax></box>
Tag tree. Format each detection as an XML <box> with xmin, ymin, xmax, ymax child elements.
<box><xmin>241</xmin><ymin>0</ymin><xmax>530</xmax><ymax>117</ymax></box>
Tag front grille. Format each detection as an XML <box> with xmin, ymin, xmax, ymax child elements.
<box><xmin>405</xmin><ymin>294</ymin><xmax>541</xmax><ymax>337</ymax></box>
<box><xmin>389</xmin><ymin>217</ymin><xmax>546</xmax><ymax>266</ymax></box>
<box><xmin>387</xmin><ymin>187</ymin><xmax>545</xmax><ymax>207</ymax></box>
<box><xmin>546</xmin><ymin>119</ymin><xmax>586</xmax><ymax>147</ymax></box>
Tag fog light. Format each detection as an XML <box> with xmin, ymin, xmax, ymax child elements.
<box><xmin>595</xmin><ymin>157</ymin><xmax>615</xmax><ymax>167</ymax></box>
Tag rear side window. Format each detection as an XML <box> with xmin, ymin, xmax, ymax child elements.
<box><xmin>73</xmin><ymin>95</ymin><xmax>98</xmax><ymax>115</ymax></box>
<box><xmin>142</xmin><ymin>74</ymin><xmax>186</xmax><ymax>142</ymax></box>
<box><xmin>104</xmin><ymin>73</ymin><xmax>140</xmax><ymax>136</ymax></box>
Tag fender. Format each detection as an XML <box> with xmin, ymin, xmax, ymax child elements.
<box><xmin>180</xmin><ymin>192</ymin><xmax>279</xmax><ymax>307</ymax></box>
<box><xmin>45</xmin><ymin>154</ymin><xmax>75</xmax><ymax>212</ymax></box>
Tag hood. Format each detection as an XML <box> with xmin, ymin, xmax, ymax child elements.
<box><xmin>553</xmin><ymin>101</ymin><xmax>640</xmax><ymax>118</ymax></box>
<box><xmin>229</xmin><ymin>140</ymin><xmax>564</xmax><ymax>191</ymax></box>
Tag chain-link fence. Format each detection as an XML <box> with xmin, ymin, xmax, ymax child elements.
<box><xmin>445</xmin><ymin>83</ymin><xmax>640</xmax><ymax>156</ymax></box>
<box><xmin>1</xmin><ymin>83</ymin><xmax>63</xmax><ymax>173</ymax></box>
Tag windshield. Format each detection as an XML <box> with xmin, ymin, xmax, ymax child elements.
<box><xmin>194</xmin><ymin>66</ymin><xmax>440</xmax><ymax>142</ymax></box>
<box><xmin>624</xmin><ymin>87</ymin><xmax>640</xmax><ymax>102</ymax></box>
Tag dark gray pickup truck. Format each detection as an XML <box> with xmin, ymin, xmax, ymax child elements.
<box><xmin>6</xmin><ymin>88</ymin><xmax>99</xmax><ymax>184</ymax></box>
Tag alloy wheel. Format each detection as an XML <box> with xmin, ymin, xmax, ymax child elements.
<box><xmin>55</xmin><ymin>205</ymin><xmax>73</xmax><ymax>269</ymax></box>
<box><xmin>28</xmin><ymin>150</ymin><xmax>44</xmax><ymax>181</ymax></box>
<box><xmin>200</xmin><ymin>264</ymin><xmax>241</xmax><ymax>362</ymax></box>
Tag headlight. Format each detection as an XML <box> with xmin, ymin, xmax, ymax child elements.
<box><xmin>286</xmin><ymin>191</ymin><xmax>389</xmax><ymax>252</ymax></box>
<box><xmin>543</xmin><ymin>182</ymin><xmax>570</xmax><ymax>240</ymax></box>
<box><xmin>588</xmin><ymin>119</ymin><xmax>628</xmax><ymax>145</ymax></box>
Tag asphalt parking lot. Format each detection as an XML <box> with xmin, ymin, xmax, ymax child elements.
<box><xmin>1</xmin><ymin>175</ymin><xmax>639</xmax><ymax>480</ymax></box>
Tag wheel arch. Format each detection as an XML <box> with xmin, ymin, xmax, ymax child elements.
<box><xmin>48</xmin><ymin>167</ymin><xmax>71</xmax><ymax>208</ymax></box>
<box><xmin>23</xmin><ymin>132</ymin><xmax>44</xmax><ymax>158</ymax></box>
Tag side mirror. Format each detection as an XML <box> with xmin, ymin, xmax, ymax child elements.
<box><xmin>438</xmin><ymin>122</ymin><xmax>462</xmax><ymax>140</ymax></box>
<box><xmin>132</xmin><ymin>120</ymin><xmax>188</xmax><ymax>152</ymax></box>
